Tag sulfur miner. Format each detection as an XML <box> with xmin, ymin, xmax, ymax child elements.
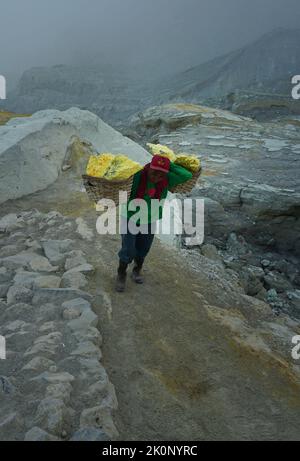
<box><xmin>116</xmin><ymin>154</ymin><xmax>193</xmax><ymax>292</ymax></box>
<box><xmin>85</xmin><ymin>148</ymin><xmax>200</xmax><ymax>293</ymax></box>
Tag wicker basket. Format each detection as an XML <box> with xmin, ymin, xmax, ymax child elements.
<box><xmin>82</xmin><ymin>174</ymin><xmax>134</xmax><ymax>206</ymax></box>
<box><xmin>169</xmin><ymin>168</ymin><xmax>201</xmax><ymax>194</ymax></box>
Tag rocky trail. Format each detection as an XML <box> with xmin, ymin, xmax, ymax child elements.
<box><xmin>96</xmin><ymin>240</ymin><xmax>300</xmax><ymax>441</ymax></box>
<box><xmin>1</xmin><ymin>171</ymin><xmax>300</xmax><ymax>441</ymax></box>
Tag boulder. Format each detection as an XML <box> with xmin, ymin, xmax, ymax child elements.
<box><xmin>1</xmin><ymin>252</ymin><xmax>58</xmax><ymax>272</ymax></box>
<box><xmin>22</xmin><ymin>357</ymin><xmax>56</xmax><ymax>372</ymax></box>
<box><xmin>35</xmin><ymin>398</ymin><xmax>73</xmax><ymax>436</ymax></box>
<box><xmin>131</xmin><ymin>103</ymin><xmax>248</xmax><ymax>134</ymax></box>
<box><xmin>41</xmin><ymin>239</ymin><xmax>74</xmax><ymax>265</ymax></box>
<box><xmin>263</xmin><ymin>271</ymin><xmax>293</xmax><ymax>293</ymax></box>
<box><xmin>6</xmin><ymin>285</ymin><xmax>33</xmax><ymax>305</ymax></box>
<box><xmin>80</xmin><ymin>406</ymin><xmax>118</xmax><ymax>440</ymax></box>
<box><xmin>24</xmin><ymin>427</ymin><xmax>60</xmax><ymax>441</ymax></box>
<box><xmin>33</xmin><ymin>276</ymin><xmax>61</xmax><ymax>289</ymax></box>
<box><xmin>200</xmin><ymin>244</ymin><xmax>223</xmax><ymax>264</ymax></box>
<box><xmin>70</xmin><ymin>427</ymin><xmax>110</xmax><ymax>441</ymax></box>
<box><xmin>61</xmin><ymin>271</ymin><xmax>87</xmax><ymax>289</ymax></box>
<box><xmin>0</xmin><ymin>214</ymin><xmax>25</xmax><ymax>233</ymax></box>
<box><xmin>32</xmin><ymin>288</ymin><xmax>92</xmax><ymax>305</ymax></box>
<box><xmin>0</xmin><ymin>107</ymin><xmax>151</xmax><ymax>204</ymax></box>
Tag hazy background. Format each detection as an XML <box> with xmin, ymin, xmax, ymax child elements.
<box><xmin>1</xmin><ymin>0</ymin><xmax>300</xmax><ymax>87</ymax></box>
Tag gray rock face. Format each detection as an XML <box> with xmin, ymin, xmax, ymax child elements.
<box><xmin>155</xmin><ymin>28</ymin><xmax>300</xmax><ymax>109</ymax></box>
<box><xmin>226</xmin><ymin>233</ymin><xmax>250</xmax><ymax>257</ymax></box>
<box><xmin>0</xmin><ymin>107</ymin><xmax>151</xmax><ymax>204</ymax></box>
<box><xmin>287</xmin><ymin>290</ymin><xmax>300</xmax><ymax>310</ymax></box>
<box><xmin>5</xmin><ymin>30</ymin><xmax>300</xmax><ymax>125</ymax></box>
<box><xmin>133</xmin><ymin>103</ymin><xmax>300</xmax><ymax>256</ymax></box>
<box><xmin>240</xmin><ymin>184</ymin><xmax>300</xmax><ymax>217</ymax></box>
<box><xmin>131</xmin><ymin>103</ymin><xmax>249</xmax><ymax>136</ymax></box>
<box><xmin>2</xmin><ymin>65</ymin><xmax>153</xmax><ymax>125</ymax></box>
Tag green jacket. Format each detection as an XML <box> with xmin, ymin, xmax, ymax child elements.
<box><xmin>120</xmin><ymin>162</ymin><xmax>193</xmax><ymax>224</ymax></box>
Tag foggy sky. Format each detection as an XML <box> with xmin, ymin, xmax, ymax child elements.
<box><xmin>1</xmin><ymin>0</ymin><xmax>300</xmax><ymax>86</ymax></box>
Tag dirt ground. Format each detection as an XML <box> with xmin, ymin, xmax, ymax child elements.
<box><xmin>2</xmin><ymin>173</ymin><xmax>300</xmax><ymax>441</ymax></box>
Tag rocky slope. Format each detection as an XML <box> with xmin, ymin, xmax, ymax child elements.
<box><xmin>1</xmin><ymin>107</ymin><xmax>300</xmax><ymax>440</ymax></box>
<box><xmin>1</xmin><ymin>65</ymin><xmax>154</xmax><ymax>126</ymax></box>
<box><xmin>0</xmin><ymin>209</ymin><xmax>117</xmax><ymax>441</ymax></box>
<box><xmin>1</xmin><ymin>181</ymin><xmax>300</xmax><ymax>440</ymax></box>
<box><xmin>155</xmin><ymin>28</ymin><xmax>300</xmax><ymax>119</ymax></box>
<box><xmin>129</xmin><ymin>103</ymin><xmax>300</xmax><ymax>316</ymax></box>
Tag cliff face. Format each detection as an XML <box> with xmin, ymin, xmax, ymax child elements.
<box><xmin>4</xmin><ymin>29</ymin><xmax>300</xmax><ymax>125</ymax></box>
<box><xmin>2</xmin><ymin>65</ymin><xmax>153</xmax><ymax>125</ymax></box>
<box><xmin>157</xmin><ymin>28</ymin><xmax>300</xmax><ymax>100</ymax></box>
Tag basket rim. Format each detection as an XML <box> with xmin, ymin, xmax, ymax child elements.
<box><xmin>83</xmin><ymin>166</ymin><xmax>201</xmax><ymax>188</ymax></box>
<box><xmin>82</xmin><ymin>174</ymin><xmax>134</xmax><ymax>185</ymax></box>
<box><xmin>191</xmin><ymin>167</ymin><xmax>201</xmax><ymax>176</ymax></box>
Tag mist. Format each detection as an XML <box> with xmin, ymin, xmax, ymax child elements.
<box><xmin>1</xmin><ymin>0</ymin><xmax>300</xmax><ymax>87</ymax></box>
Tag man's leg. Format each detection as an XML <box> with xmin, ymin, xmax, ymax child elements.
<box><xmin>118</xmin><ymin>231</ymin><xmax>137</xmax><ymax>265</ymax></box>
<box><xmin>132</xmin><ymin>222</ymin><xmax>156</xmax><ymax>284</ymax></box>
<box><xmin>116</xmin><ymin>227</ymin><xmax>137</xmax><ymax>292</ymax></box>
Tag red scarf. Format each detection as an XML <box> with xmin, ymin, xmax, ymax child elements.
<box><xmin>136</xmin><ymin>164</ymin><xmax>168</xmax><ymax>200</ymax></box>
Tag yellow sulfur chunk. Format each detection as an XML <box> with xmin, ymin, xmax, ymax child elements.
<box><xmin>86</xmin><ymin>153</ymin><xmax>142</xmax><ymax>180</ymax></box>
<box><xmin>175</xmin><ymin>153</ymin><xmax>201</xmax><ymax>173</ymax></box>
<box><xmin>146</xmin><ymin>143</ymin><xmax>177</xmax><ymax>162</ymax></box>
<box><xmin>86</xmin><ymin>153</ymin><xmax>114</xmax><ymax>177</ymax></box>
<box><xmin>103</xmin><ymin>155</ymin><xmax>142</xmax><ymax>180</ymax></box>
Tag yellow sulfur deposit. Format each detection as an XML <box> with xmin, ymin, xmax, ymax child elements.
<box><xmin>86</xmin><ymin>153</ymin><xmax>142</xmax><ymax>180</ymax></box>
<box><xmin>146</xmin><ymin>143</ymin><xmax>201</xmax><ymax>173</ymax></box>
<box><xmin>103</xmin><ymin>155</ymin><xmax>142</xmax><ymax>180</ymax></box>
<box><xmin>86</xmin><ymin>153</ymin><xmax>114</xmax><ymax>177</ymax></box>
<box><xmin>174</xmin><ymin>153</ymin><xmax>201</xmax><ymax>173</ymax></box>
<box><xmin>146</xmin><ymin>143</ymin><xmax>177</xmax><ymax>162</ymax></box>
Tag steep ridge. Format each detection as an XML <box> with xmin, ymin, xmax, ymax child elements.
<box><xmin>157</xmin><ymin>28</ymin><xmax>300</xmax><ymax>100</ymax></box>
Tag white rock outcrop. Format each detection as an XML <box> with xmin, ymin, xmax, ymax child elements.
<box><xmin>0</xmin><ymin>107</ymin><xmax>151</xmax><ymax>204</ymax></box>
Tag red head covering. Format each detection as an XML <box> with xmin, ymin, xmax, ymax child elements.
<box><xmin>135</xmin><ymin>155</ymin><xmax>170</xmax><ymax>200</ymax></box>
<box><xmin>150</xmin><ymin>155</ymin><xmax>171</xmax><ymax>173</ymax></box>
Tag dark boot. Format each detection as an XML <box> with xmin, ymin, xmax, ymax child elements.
<box><xmin>131</xmin><ymin>257</ymin><xmax>144</xmax><ymax>284</ymax></box>
<box><xmin>115</xmin><ymin>261</ymin><xmax>128</xmax><ymax>292</ymax></box>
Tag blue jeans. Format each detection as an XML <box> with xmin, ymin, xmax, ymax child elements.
<box><xmin>118</xmin><ymin>220</ymin><xmax>156</xmax><ymax>264</ymax></box>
